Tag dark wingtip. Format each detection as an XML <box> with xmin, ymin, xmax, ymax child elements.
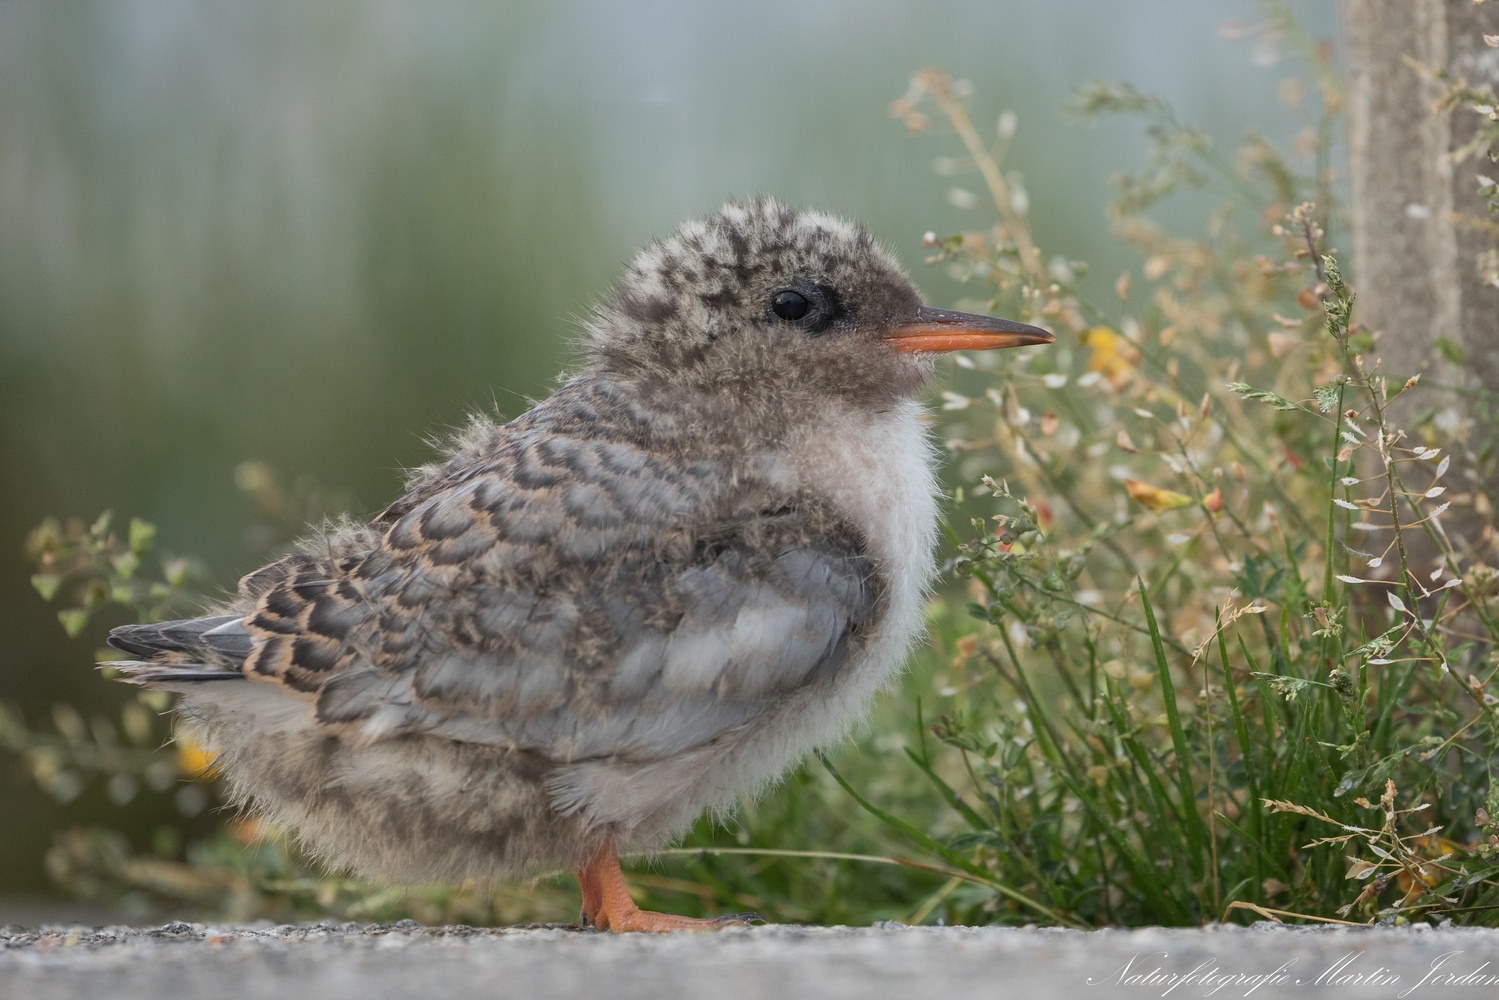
<box><xmin>107</xmin><ymin>615</ymin><xmax>249</xmax><ymax>662</ymax></box>
<box><xmin>107</xmin><ymin>625</ymin><xmax>163</xmax><ymax>658</ymax></box>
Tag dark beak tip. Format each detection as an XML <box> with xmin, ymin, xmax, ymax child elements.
<box><xmin>912</xmin><ymin>305</ymin><xmax>1054</xmax><ymax>341</ymax></box>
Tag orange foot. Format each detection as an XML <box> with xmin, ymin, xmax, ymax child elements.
<box><xmin>574</xmin><ymin>842</ymin><xmax>761</xmax><ymax>933</ymax></box>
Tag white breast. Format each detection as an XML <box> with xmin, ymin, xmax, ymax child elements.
<box><xmin>783</xmin><ymin>396</ymin><xmax>939</xmax><ymax>693</ymax></box>
<box><xmin>672</xmin><ymin>395</ymin><xmax>940</xmax><ymax>807</ymax></box>
<box><xmin>542</xmin><ymin>398</ymin><xmax>942</xmax><ymax>844</ymax></box>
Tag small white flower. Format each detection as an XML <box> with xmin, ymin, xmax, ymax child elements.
<box><xmin>947</xmin><ymin>187</ymin><xmax>980</xmax><ymax>210</ymax></box>
<box><xmin>1011</xmin><ymin>186</ymin><xmax>1030</xmax><ymax>217</ymax></box>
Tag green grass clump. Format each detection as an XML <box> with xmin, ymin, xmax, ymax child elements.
<box><xmin>864</xmin><ymin>56</ymin><xmax>1499</xmax><ymax>927</ymax></box>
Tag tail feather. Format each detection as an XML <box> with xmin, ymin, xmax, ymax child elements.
<box><xmin>100</xmin><ymin>660</ymin><xmax>243</xmax><ymax>685</ymax></box>
<box><xmin>108</xmin><ymin>614</ymin><xmax>244</xmax><ymax>657</ymax></box>
<box><xmin>103</xmin><ymin>614</ymin><xmax>251</xmax><ymax>685</ymax></box>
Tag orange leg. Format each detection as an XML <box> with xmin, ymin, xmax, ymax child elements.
<box><xmin>574</xmin><ymin>860</ymin><xmax>604</xmax><ymax>928</ymax></box>
<box><xmin>576</xmin><ymin>842</ymin><xmax>758</xmax><ymax>933</ymax></box>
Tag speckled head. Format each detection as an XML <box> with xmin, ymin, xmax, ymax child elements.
<box><xmin>584</xmin><ymin>199</ymin><xmax>1053</xmax><ymax>405</ymax></box>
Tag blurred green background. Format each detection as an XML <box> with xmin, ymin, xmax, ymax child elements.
<box><xmin>0</xmin><ymin>0</ymin><xmax>1334</xmax><ymax>899</ymax></box>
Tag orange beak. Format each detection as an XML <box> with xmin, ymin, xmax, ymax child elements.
<box><xmin>882</xmin><ymin>306</ymin><xmax>1054</xmax><ymax>353</ymax></box>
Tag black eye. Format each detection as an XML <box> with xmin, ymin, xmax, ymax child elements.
<box><xmin>768</xmin><ymin>283</ymin><xmax>841</xmax><ymax>333</ymax></box>
<box><xmin>771</xmin><ymin>289</ymin><xmax>809</xmax><ymax>321</ymax></box>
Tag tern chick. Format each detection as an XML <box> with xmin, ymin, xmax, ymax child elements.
<box><xmin>106</xmin><ymin>199</ymin><xmax>1052</xmax><ymax>931</ymax></box>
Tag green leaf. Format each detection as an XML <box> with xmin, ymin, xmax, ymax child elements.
<box><xmin>128</xmin><ymin>517</ymin><xmax>157</xmax><ymax>555</ymax></box>
<box><xmin>1434</xmin><ymin>337</ymin><xmax>1465</xmax><ymax>366</ymax></box>
<box><xmin>30</xmin><ymin>574</ymin><xmax>62</xmax><ymax>602</ymax></box>
<box><xmin>930</xmin><ymin>713</ymin><xmax>997</xmax><ymax>757</ymax></box>
<box><xmin>1227</xmin><ymin>382</ymin><xmax>1303</xmax><ymax>412</ymax></box>
<box><xmin>1348</xmin><ymin>625</ymin><xmax>1402</xmax><ymax>661</ymax></box>
<box><xmin>163</xmin><ymin>558</ymin><xmax>190</xmax><ymax>589</ymax></box>
<box><xmin>1067</xmin><ymin>80</ymin><xmax>1169</xmax><ymax>120</ymax></box>
<box><xmin>57</xmin><ymin>608</ymin><xmax>90</xmax><ymax>638</ymax></box>
<box><xmin>1314</xmin><ymin>383</ymin><xmax>1340</xmax><ymax>414</ymax></box>
<box><xmin>111</xmin><ymin>550</ymin><xmax>140</xmax><ymax>581</ymax></box>
<box><xmin>1250</xmin><ymin>672</ymin><xmax>1329</xmax><ymax>702</ymax></box>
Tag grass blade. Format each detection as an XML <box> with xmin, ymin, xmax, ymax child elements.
<box><xmin>1139</xmin><ymin>578</ymin><xmax>1208</xmax><ymax>883</ymax></box>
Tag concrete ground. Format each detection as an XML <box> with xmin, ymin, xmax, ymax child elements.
<box><xmin>5</xmin><ymin>921</ymin><xmax>1499</xmax><ymax>1000</ymax></box>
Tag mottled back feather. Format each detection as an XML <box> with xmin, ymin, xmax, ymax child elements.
<box><xmin>228</xmin><ymin>374</ymin><xmax>878</xmax><ymax>763</ymax></box>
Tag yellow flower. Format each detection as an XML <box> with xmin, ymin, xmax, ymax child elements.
<box><xmin>176</xmin><ymin>736</ymin><xmax>220</xmax><ymax>779</ymax></box>
<box><xmin>229</xmin><ymin>817</ymin><xmax>265</xmax><ymax>844</ymax></box>
<box><xmin>1083</xmin><ymin>326</ymin><xmax>1139</xmax><ymax>389</ymax></box>
<box><xmin>1125</xmin><ymin>478</ymin><xmax>1193</xmax><ymax>512</ymax></box>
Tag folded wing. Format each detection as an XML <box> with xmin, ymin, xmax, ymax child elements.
<box><xmin>112</xmin><ymin>377</ymin><xmax>878</xmax><ymax>765</ymax></box>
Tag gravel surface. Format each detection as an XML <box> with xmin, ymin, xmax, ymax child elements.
<box><xmin>5</xmin><ymin>920</ymin><xmax>1499</xmax><ymax>1000</ymax></box>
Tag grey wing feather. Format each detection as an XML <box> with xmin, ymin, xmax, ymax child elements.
<box><xmin>143</xmin><ymin>376</ymin><xmax>878</xmax><ymax>763</ymax></box>
<box><xmin>309</xmin><ymin>524</ymin><xmax>875</xmax><ymax>761</ymax></box>
<box><xmin>109</xmin><ymin>614</ymin><xmax>247</xmax><ymax>661</ymax></box>
<box><xmin>105</xmin><ymin>615</ymin><xmax>252</xmax><ymax>683</ymax></box>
